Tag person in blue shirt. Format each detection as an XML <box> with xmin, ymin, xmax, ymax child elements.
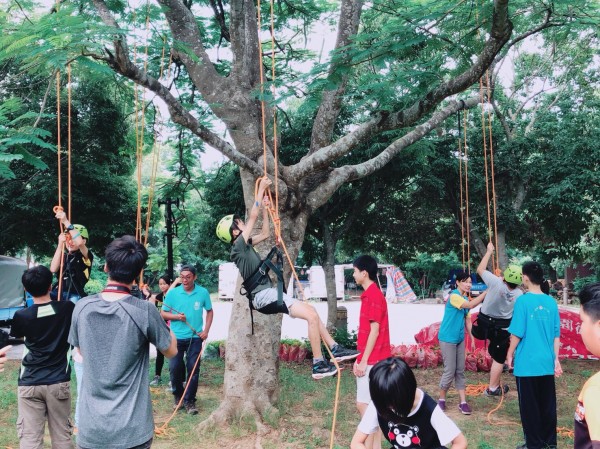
<box><xmin>161</xmin><ymin>265</ymin><xmax>214</xmax><ymax>415</ymax></box>
<box><xmin>507</xmin><ymin>261</ymin><xmax>562</xmax><ymax>449</ymax></box>
<box><xmin>437</xmin><ymin>271</ymin><xmax>486</xmax><ymax>415</ymax></box>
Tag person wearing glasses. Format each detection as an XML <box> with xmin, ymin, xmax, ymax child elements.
<box><xmin>161</xmin><ymin>265</ymin><xmax>213</xmax><ymax>415</ymax></box>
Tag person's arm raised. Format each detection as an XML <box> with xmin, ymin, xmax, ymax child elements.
<box><xmin>477</xmin><ymin>242</ymin><xmax>494</xmax><ymax>277</ymax></box>
<box><xmin>249</xmin><ymin>195</ymin><xmax>272</xmax><ymax>246</ymax></box>
<box><xmin>241</xmin><ymin>177</ymin><xmax>272</xmax><ymax>244</ymax></box>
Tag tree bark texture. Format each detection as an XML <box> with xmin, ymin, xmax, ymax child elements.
<box><xmin>84</xmin><ymin>0</ymin><xmax>517</xmax><ymax>429</ymax></box>
<box><xmin>198</xmin><ymin>170</ymin><xmax>309</xmax><ymax>431</ymax></box>
<box><xmin>321</xmin><ymin>220</ymin><xmax>338</xmax><ymax>330</ymax></box>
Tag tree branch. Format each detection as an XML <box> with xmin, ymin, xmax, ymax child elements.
<box><xmin>306</xmin><ymin>96</ymin><xmax>481</xmax><ymax>209</ymax></box>
<box><xmin>89</xmin><ymin>0</ymin><xmax>262</xmax><ymax>176</ymax></box>
<box><xmin>309</xmin><ymin>0</ymin><xmax>363</xmax><ymax>153</ymax></box>
<box><xmin>33</xmin><ymin>75</ymin><xmax>55</xmax><ymax>128</ymax></box>
<box><xmin>157</xmin><ymin>0</ymin><xmax>225</xmax><ymax>104</ymax></box>
<box><xmin>229</xmin><ymin>0</ymin><xmax>260</xmax><ymax>85</ymax></box>
<box><xmin>290</xmin><ymin>0</ymin><xmax>512</xmax><ymax>182</ymax></box>
<box><xmin>208</xmin><ymin>0</ymin><xmax>231</xmax><ymax>42</ymax></box>
<box><xmin>491</xmin><ymin>98</ymin><xmax>512</xmax><ymax>140</ymax></box>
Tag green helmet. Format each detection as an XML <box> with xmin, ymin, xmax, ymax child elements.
<box><xmin>73</xmin><ymin>224</ymin><xmax>89</xmax><ymax>242</ymax></box>
<box><xmin>503</xmin><ymin>264</ymin><xmax>522</xmax><ymax>285</ymax></box>
<box><xmin>216</xmin><ymin>215</ymin><xmax>235</xmax><ymax>243</ymax></box>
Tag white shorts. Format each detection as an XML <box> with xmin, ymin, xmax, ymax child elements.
<box><xmin>356</xmin><ymin>365</ymin><xmax>374</xmax><ymax>404</ymax></box>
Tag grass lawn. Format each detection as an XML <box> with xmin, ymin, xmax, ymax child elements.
<box><xmin>0</xmin><ymin>358</ymin><xmax>594</xmax><ymax>448</ymax></box>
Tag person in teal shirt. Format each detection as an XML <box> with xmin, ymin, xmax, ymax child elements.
<box><xmin>438</xmin><ymin>271</ymin><xmax>486</xmax><ymax>416</ymax></box>
<box><xmin>507</xmin><ymin>261</ymin><xmax>562</xmax><ymax>449</ymax></box>
<box><xmin>161</xmin><ymin>265</ymin><xmax>213</xmax><ymax>415</ymax></box>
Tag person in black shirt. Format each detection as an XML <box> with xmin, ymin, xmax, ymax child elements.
<box><xmin>10</xmin><ymin>265</ymin><xmax>75</xmax><ymax>449</ymax></box>
<box><xmin>50</xmin><ymin>209</ymin><xmax>93</xmax><ymax>303</ymax></box>
<box><xmin>145</xmin><ymin>274</ymin><xmax>173</xmax><ymax>386</ymax></box>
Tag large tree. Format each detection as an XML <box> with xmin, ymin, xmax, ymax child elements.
<box><xmin>3</xmin><ymin>0</ymin><xmax>599</xmax><ymax>436</ymax></box>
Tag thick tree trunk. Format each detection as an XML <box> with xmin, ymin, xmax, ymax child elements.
<box><xmin>321</xmin><ymin>222</ymin><xmax>338</xmax><ymax>330</ymax></box>
<box><xmin>496</xmin><ymin>229</ymin><xmax>509</xmax><ymax>269</ymax></box>
<box><xmin>199</xmin><ymin>171</ymin><xmax>308</xmax><ymax>433</ymax></box>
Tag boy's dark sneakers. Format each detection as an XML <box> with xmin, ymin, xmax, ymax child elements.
<box><xmin>485</xmin><ymin>384</ymin><xmax>509</xmax><ymax>396</ymax></box>
<box><xmin>330</xmin><ymin>345</ymin><xmax>360</xmax><ymax>362</ymax></box>
<box><xmin>149</xmin><ymin>375</ymin><xmax>161</xmax><ymax>386</ymax></box>
<box><xmin>312</xmin><ymin>360</ymin><xmax>338</xmax><ymax>379</ymax></box>
<box><xmin>184</xmin><ymin>402</ymin><xmax>198</xmax><ymax>415</ymax></box>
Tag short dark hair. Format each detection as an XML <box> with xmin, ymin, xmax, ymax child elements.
<box><xmin>455</xmin><ymin>270</ymin><xmax>471</xmax><ymax>283</ymax></box>
<box><xmin>180</xmin><ymin>265</ymin><xmax>196</xmax><ymax>275</ymax></box>
<box><xmin>230</xmin><ymin>214</ymin><xmax>242</xmax><ymax>243</ymax></box>
<box><xmin>505</xmin><ymin>281</ymin><xmax>519</xmax><ymax>289</ymax></box>
<box><xmin>522</xmin><ymin>261</ymin><xmax>549</xmax><ymax>294</ymax></box>
<box><xmin>22</xmin><ymin>265</ymin><xmax>53</xmax><ymax>297</ymax></box>
<box><xmin>369</xmin><ymin>357</ymin><xmax>417</xmax><ymax>424</ymax></box>
<box><xmin>580</xmin><ymin>282</ymin><xmax>600</xmax><ymax>322</ymax></box>
<box><xmin>105</xmin><ymin>235</ymin><xmax>148</xmax><ymax>284</ymax></box>
<box><xmin>353</xmin><ymin>255</ymin><xmax>378</xmax><ymax>281</ymax></box>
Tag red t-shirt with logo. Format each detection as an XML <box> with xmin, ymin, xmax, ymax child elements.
<box><xmin>357</xmin><ymin>283</ymin><xmax>391</xmax><ymax>365</ymax></box>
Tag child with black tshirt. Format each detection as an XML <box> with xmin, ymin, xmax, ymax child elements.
<box><xmin>351</xmin><ymin>357</ymin><xmax>466</xmax><ymax>449</ymax></box>
<box><xmin>10</xmin><ymin>265</ymin><xmax>75</xmax><ymax>449</ymax></box>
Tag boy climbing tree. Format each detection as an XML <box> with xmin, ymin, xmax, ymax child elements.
<box><xmin>216</xmin><ymin>176</ymin><xmax>359</xmax><ymax>379</ymax></box>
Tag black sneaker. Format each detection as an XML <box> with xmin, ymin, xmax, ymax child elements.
<box><xmin>184</xmin><ymin>402</ymin><xmax>198</xmax><ymax>415</ymax></box>
<box><xmin>149</xmin><ymin>375</ymin><xmax>161</xmax><ymax>386</ymax></box>
<box><xmin>485</xmin><ymin>384</ymin><xmax>509</xmax><ymax>396</ymax></box>
<box><xmin>312</xmin><ymin>360</ymin><xmax>338</xmax><ymax>379</ymax></box>
<box><xmin>330</xmin><ymin>345</ymin><xmax>360</xmax><ymax>362</ymax></box>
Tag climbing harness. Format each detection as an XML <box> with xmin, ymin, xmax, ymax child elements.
<box><xmin>254</xmin><ymin>0</ymin><xmax>342</xmax><ymax>446</ymax></box>
<box><xmin>241</xmin><ymin>245</ymin><xmax>286</xmax><ymax>334</ymax></box>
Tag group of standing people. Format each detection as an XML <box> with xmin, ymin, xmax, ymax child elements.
<box><xmin>4</xmin><ymin>209</ymin><xmax>218</xmax><ymax>449</ymax></box>
<box><xmin>1</xmin><ymin>184</ymin><xmax>599</xmax><ymax>449</ymax></box>
<box><xmin>435</xmin><ymin>241</ymin><xmax>600</xmax><ymax>449</ymax></box>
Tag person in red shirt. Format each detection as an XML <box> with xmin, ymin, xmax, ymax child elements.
<box><xmin>352</xmin><ymin>255</ymin><xmax>391</xmax><ymax>449</ymax></box>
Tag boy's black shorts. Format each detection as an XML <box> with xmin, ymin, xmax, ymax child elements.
<box><xmin>487</xmin><ymin>327</ymin><xmax>511</xmax><ymax>364</ymax></box>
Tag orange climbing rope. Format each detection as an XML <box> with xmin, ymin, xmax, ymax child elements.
<box><xmin>484</xmin><ymin>70</ymin><xmax>500</xmax><ymax>272</ymax></box>
<box><xmin>139</xmin><ymin>38</ymin><xmax>171</xmax><ymax>285</ymax></box>
<box><xmin>55</xmin><ymin>67</ymin><xmax>65</xmax><ymax>302</ymax></box>
<box><xmin>463</xmin><ymin>110</ymin><xmax>471</xmax><ymax>274</ymax></box>
<box><xmin>255</xmin><ymin>1</ymin><xmax>342</xmax><ymax>447</ymax></box>
<box><xmin>458</xmin><ymin>113</ymin><xmax>466</xmax><ymax>270</ymax></box>
<box><xmin>153</xmin><ymin>300</ymin><xmax>205</xmax><ymax>437</ymax></box>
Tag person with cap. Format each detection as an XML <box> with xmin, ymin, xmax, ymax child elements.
<box><xmin>161</xmin><ymin>265</ymin><xmax>213</xmax><ymax>415</ymax></box>
<box><xmin>475</xmin><ymin>242</ymin><xmax>523</xmax><ymax>396</ymax></box>
<box><xmin>50</xmin><ymin>209</ymin><xmax>93</xmax><ymax>303</ymax></box>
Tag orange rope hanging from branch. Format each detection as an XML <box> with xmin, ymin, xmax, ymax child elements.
<box><xmin>458</xmin><ymin>111</ymin><xmax>466</xmax><ymax>270</ymax></box>
<box><xmin>485</xmin><ymin>70</ymin><xmax>500</xmax><ymax>272</ymax></box>
<box><xmin>55</xmin><ymin>69</ymin><xmax>66</xmax><ymax>302</ymax></box>
<box><xmin>463</xmin><ymin>110</ymin><xmax>471</xmax><ymax>274</ymax></box>
<box><xmin>255</xmin><ymin>2</ymin><xmax>341</xmax><ymax>448</ymax></box>
<box><xmin>140</xmin><ymin>38</ymin><xmax>171</xmax><ymax>286</ymax></box>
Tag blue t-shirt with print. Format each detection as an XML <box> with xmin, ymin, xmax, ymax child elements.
<box><xmin>507</xmin><ymin>292</ymin><xmax>560</xmax><ymax>377</ymax></box>
<box><xmin>162</xmin><ymin>284</ymin><xmax>212</xmax><ymax>339</ymax></box>
<box><xmin>438</xmin><ymin>289</ymin><xmax>469</xmax><ymax>344</ymax></box>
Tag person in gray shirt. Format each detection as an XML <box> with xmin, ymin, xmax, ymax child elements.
<box><xmin>69</xmin><ymin>236</ymin><xmax>177</xmax><ymax>449</ymax></box>
<box><xmin>475</xmin><ymin>242</ymin><xmax>523</xmax><ymax>397</ymax></box>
